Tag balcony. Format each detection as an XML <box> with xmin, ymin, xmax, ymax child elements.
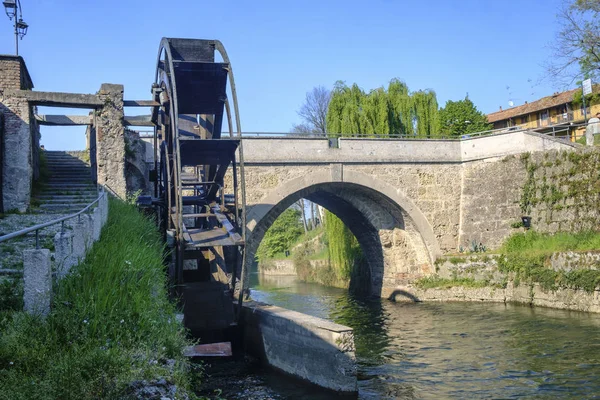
<box><xmin>537</xmin><ymin>112</ymin><xmax>574</xmax><ymax>127</ymax></box>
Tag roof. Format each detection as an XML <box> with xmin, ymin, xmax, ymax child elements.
<box><xmin>487</xmin><ymin>88</ymin><xmax>582</xmax><ymax>123</ymax></box>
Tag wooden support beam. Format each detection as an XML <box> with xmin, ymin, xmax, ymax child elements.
<box><xmin>123</xmin><ymin>100</ymin><xmax>160</xmax><ymax>107</ymax></box>
<box><xmin>212</xmin><ymin>207</ymin><xmax>243</xmax><ymax>243</ymax></box>
<box><xmin>6</xmin><ymin>89</ymin><xmax>103</xmax><ymax>108</ymax></box>
<box><xmin>35</xmin><ymin>114</ymin><xmax>92</xmax><ymax>126</ymax></box>
<box><xmin>123</xmin><ymin>115</ymin><xmax>154</xmax><ymax>126</ymax></box>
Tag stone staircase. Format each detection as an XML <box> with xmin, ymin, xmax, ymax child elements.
<box><xmin>36</xmin><ymin>151</ymin><xmax>97</xmax><ymax>213</ymax></box>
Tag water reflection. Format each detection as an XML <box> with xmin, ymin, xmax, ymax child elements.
<box><xmin>250</xmin><ymin>272</ymin><xmax>600</xmax><ymax>399</ymax></box>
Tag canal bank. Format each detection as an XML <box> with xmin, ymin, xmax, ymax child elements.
<box><xmin>391</xmin><ymin>250</ymin><xmax>600</xmax><ymax>313</ymax></box>
<box><xmin>246</xmin><ymin>272</ymin><xmax>600</xmax><ymax>399</ymax></box>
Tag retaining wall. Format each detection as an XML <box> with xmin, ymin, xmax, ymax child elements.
<box><xmin>241</xmin><ymin>301</ymin><xmax>357</xmax><ymax>394</ymax></box>
<box><xmin>259</xmin><ymin>259</ymin><xmax>296</xmax><ymax>276</ymax></box>
<box><xmin>391</xmin><ymin>252</ymin><xmax>600</xmax><ymax>314</ymax></box>
<box><xmin>23</xmin><ymin>191</ymin><xmax>108</xmax><ymax>316</ymax></box>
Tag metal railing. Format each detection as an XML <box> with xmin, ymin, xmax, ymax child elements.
<box><xmin>532</xmin><ymin>122</ymin><xmax>588</xmax><ymax>142</ymax></box>
<box><xmin>236</xmin><ymin>126</ymin><xmax>531</xmax><ymax>140</ymax></box>
<box><xmin>0</xmin><ymin>188</ymin><xmax>106</xmax><ymax>248</ymax></box>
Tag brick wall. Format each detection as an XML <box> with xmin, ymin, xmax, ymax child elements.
<box><xmin>0</xmin><ymin>56</ymin><xmax>33</xmax><ymax>90</ymax></box>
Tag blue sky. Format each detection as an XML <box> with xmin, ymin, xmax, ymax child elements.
<box><xmin>1</xmin><ymin>0</ymin><xmax>565</xmax><ymax>150</ymax></box>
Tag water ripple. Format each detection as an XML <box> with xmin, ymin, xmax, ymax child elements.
<box><xmin>250</xmin><ymin>273</ymin><xmax>600</xmax><ymax>399</ymax></box>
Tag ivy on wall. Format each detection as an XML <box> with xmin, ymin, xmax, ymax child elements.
<box><xmin>519</xmin><ymin>149</ymin><xmax>600</xmax><ymax>231</ymax></box>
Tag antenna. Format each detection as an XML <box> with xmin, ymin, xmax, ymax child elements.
<box><xmin>506</xmin><ymin>85</ymin><xmax>514</xmax><ymax>107</ymax></box>
<box><xmin>528</xmin><ymin>78</ymin><xmax>536</xmax><ymax>98</ymax></box>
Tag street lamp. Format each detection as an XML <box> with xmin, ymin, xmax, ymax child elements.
<box><xmin>3</xmin><ymin>0</ymin><xmax>28</xmax><ymax>56</ymax></box>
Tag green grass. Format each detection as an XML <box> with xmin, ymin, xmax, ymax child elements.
<box><xmin>415</xmin><ymin>276</ymin><xmax>490</xmax><ymax>290</ymax></box>
<box><xmin>576</xmin><ymin>134</ymin><xmax>600</xmax><ymax>145</ymax></box>
<box><xmin>496</xmin><ymin>230</ymin><xmax>600</xmax><ymax>292</ymax></box>
<box><xmin>0</xmin><ymin>243</ymin><xmax>16</xmax><ymax>255</ymax></box>
<box><xmin>501</xmin><ymin>230</ymin><xmax>600</xmax><ymax>255</ymax></box>
<box><xmin>308</xmin><ymin>247</ymin><xmax>328</xmax><ymax>260</ymax></box>
<box><xmin>0</xmin><ymin>198</ymin><xmax>195</xmax><ymax>399</ymax></box>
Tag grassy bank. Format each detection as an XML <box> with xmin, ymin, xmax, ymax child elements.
<box><xmin>500</xmin><ymin>230</ymin><xmax>600</xmax><ymax>255</ymax></box>
<box><xmin>421</xmin><ymin>230</ymin><xmax>600</xmax><ymax>292</ymax></box>
<box><xmin>0</xmin><ymin>198</ymin><xmax>195</xmax><ymax>399</ymax></box>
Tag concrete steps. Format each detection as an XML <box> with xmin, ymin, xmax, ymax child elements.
<box><xmin>35</xmin><ymin>150</ymin><xmax>97</xmax><ymax>213</ymax></box>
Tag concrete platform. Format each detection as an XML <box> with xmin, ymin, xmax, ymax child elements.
<box><xmin>241</xmin><ymin>301</ymin><xmax>357</xmax><ymax>394</ymax></box>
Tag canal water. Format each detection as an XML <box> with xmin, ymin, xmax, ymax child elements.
<box><xmin>202</xmin><ymin>272</ymin><xmax>600</xmax><ymax>399</ymax></box>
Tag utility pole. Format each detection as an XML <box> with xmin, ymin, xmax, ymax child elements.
<box><xmin>582</xmin><ymin>78</ymin><xmax>593</xmax><ymax>124</ymax></box>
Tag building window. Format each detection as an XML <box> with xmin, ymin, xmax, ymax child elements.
<box><xmin>521</xmin><ymin>115</ymin><xmax>528</xmax><ymax>124</ymax></box>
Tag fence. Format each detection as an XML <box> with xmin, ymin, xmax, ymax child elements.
<box><xmin>0</xmin><ymin>188</ymin><xmax>108</xmax><ymax>316</ymax></box>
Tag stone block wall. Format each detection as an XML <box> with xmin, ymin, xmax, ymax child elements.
<box><xmin>459</xmin><ymin>156</ymin><xmax>526</xmax><ymax>249</ymax></box>
<box><xmin>460</xmin><ymin>148</ymin><xmax>600</xmax><ymax>251</ymax></box>
<box><xmin>346</xmin><ymin>164</ymin><xmax>462</xmax><ymax>253</ymax></box>
<box><xmin>0</xmin><ymin>56</ymin><xmax>35</xmax><ymax>212</ymax></box>
<box><xmin>96</xmin><ymin>84</ymin><xmax>127</xmax><ymax>199</ymax></box>
<box><xmin>1</xmin><ymin>94</ymin><xmax>34</xmax><ymax>212</ymax></box>
<box><xmin>243</xmin><ymin>163</ymin><xmax>462</xmax><ymax>254</ymax></box>
<box><xmin>519</xmin><ymin>149</ymin><xmax>600</xmax><ymax>233</ymax></box>
<box><xmin>401</xmin><ymin>252</ymin><xmax>600</xmax><ymax>314</ymax></box>
<box><xmin>124</xmin><ymin>129</ymin><xmax>151</xmax><ymax>196</ymax></box>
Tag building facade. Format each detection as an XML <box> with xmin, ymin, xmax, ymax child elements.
<box><xmin>487</xmin><ymin>86</ymin><xmax>600</xmax><ymax>141</ymax></box>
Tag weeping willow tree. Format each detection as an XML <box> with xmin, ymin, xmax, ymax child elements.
<box><xmin>412</xmin><ymin>90</ymin><xmax>441</xmax><ymax>137</ymax></box>
<box><xmin>324</xmin><ymin>210</ymin><xmax>361</xmax><ymax>281</ymax></box>
<box><xmin>326</xmin><ymin>79</ymin><xmax>440</xmax><ymax>137</ymax></box>
<box><xmin>324</xmin><ymin>80</ymin><xmax>439</xmax><ymax>282</ymax></box>
<box><xmin>388</xmin><ymin>79</ymin><xmax>414</xmax><ymax>136</ymax></box>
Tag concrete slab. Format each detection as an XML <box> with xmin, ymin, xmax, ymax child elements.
<box><xmin>241</xmin><ymin>301</ymin><xmax>357</xmax><ymax>394</ymax></box>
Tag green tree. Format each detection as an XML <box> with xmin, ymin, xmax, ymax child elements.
<box><xmin>438</xmin><ymin>96</ymin><xmax>492</xmax><ymax>137</ymax></box>
<box><xmin>387</xmin><ymin>79</ymin><xmax>413</xmax><ymax>135</ymax></box>
<box><xmin>413</xmin><ymin>90</ymin><xmax>441</xmax><ymax>137</ymax></box>
<box><xmin>326</xmin><ymin>79</ymin><xmax>440</xmax><ymax>137</ymax></box>
<box><xmin>256</xmin><ymin>208</ymin><xmax>303</xmax><ymax>260</ymax></box>
<box><xmin>547</xmin><ymin>0</ymin><xmax>600</xmax><ymax>84</ymax></box>
<box><xmin>324</xmin><ymin>210</ymin><xmax>360</xmax><ymax>280</ymax></box>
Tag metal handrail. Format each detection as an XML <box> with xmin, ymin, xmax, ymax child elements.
<box><xmin>236</xmin><ymin>126</ymin><xmax>530</xmax><ymax>140</ymax></box>
<box><xmin>0</xmin><ymin>188</ymin><xmax>106</xmax><ymax>248</ymax></box>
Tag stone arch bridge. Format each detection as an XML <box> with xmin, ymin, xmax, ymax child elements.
<box><xmin>240</xmin><ymin>134</ymin><xmax>575</xmax><ymax>297</ymax></box>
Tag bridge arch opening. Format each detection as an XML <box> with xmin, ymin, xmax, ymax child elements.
<box><xmin>245</xmin><ymin>171</ymin><xmax>440</xmax><ymax>297</ymax></box>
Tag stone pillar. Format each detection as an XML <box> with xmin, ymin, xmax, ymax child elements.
<box><xmin>102</xmin><ymin>191</ymin><xmax>109</xmax><ymax>225</ymax></box>
<box><xmin>23</xmin><ymin>248</ymin><xmax>52</xmax><ymax>316</ymax></box>
<box><xmin>96</xmin><ymin>83</ymin><xmax>127</xmax><ymax>199</ymax></box>
<box><xmin>83</xmin><ymin>214</ymin><xmax>94</xmax><ymax>251</ymax></box>
<box><xmin>586</xmin><ymin>119</ymin><xmax>600</xmax><ymax>146</ymax></box>
<box><xmin>0</xmin><ymin>56</ymin><xmax>34</xmax><ymax>213</ymax></box>
<box><xmin>54</xmin><ymin>230</ymin><xmax>76</xmax><ymax>279</ymax></box>
<box><xmin>92</xmin><ymin>207</ymin><xmax>101</xmax><ymax>241</ymax></box>
<box><xmin>1</xmin><ymin>95</ymin><xmax>32</xmax><ymax>212</ymax></box>
<box><xmin>72</xmin><ymin>216</ymin><xmax>90</xmax><ymax>262</ymax></box>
